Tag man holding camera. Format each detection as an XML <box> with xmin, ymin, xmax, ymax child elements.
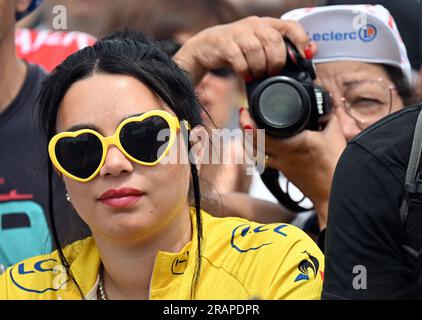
<box><xmin>178</xmin><ymin>5</ymin><xmax>413</xmax><ymax>230</ymax></box>
<box><xmin>177</xmin><ymin>4</ymin><xmax>417</xmax><ymax>299</ymax></box>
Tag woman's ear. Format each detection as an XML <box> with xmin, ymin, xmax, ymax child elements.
<box><xmin>15</xmin><ymin>0</ymin><xmax>32</xmax><ymax>14</ymax></box>
<box><xmin>188</xmin><ymin>125</ymin><xmax>209</xmax><ymax>173</ymax></box>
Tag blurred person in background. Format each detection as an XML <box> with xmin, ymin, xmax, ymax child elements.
<box><xmin>0</xmin><ymin>0</ymin><xmax>89</xmax><ymax>274</ymax></box>
<box><xmin>226</xmin><ymin>0</ymin><xmax>327</xmax><ymax>18</ymax></box>
<box><xmin>21</xmin><ymin>0</ymin><xmax>120</xmax><ymax>38</ymax></box>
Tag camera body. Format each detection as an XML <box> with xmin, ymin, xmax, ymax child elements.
<box><xmin>246</xmin><ymin>40</ymin><xmax>331</xmax><ymax>138</ymax></box>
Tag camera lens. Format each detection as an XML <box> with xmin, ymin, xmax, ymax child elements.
<box><xmin>258</xmin><ymin>82</ymin><xmax>304</xmax><ymax>127</ymax></box>
<box><xmin>249</xmin><ymin>77</ymin><xmax>312</xmax><ymax>138</ymax></box>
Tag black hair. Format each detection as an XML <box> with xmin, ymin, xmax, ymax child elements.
<box><xmin>383</xmin><ymin>64</ymin><xmax>419</xmax><ymax>106</ymax></box>
<box><xmin>38</xmin><ymin>32</ymin><xmax>205</xmax><ymax>299</ymax></box>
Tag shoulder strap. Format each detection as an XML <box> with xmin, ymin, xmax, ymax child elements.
<box><xmin>400</xmin><ymin>110</ymin><xmax>422</xmax><ymax>278</ymax></box>
<box><xmin>400</xmin><ymin>110</ymin><xmax>422</xmax><ymax>225</ymax></box>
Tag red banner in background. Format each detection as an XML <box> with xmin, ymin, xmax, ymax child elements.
<box><xmin>15</xmin><ymin>28</ymin><xmax>96</xmax><ymax>72</ymax></box>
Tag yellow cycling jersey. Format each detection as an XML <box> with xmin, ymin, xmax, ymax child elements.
<box><xmin>0</xmin><ymin>209</ymin><xmax>324</xmax><ymax>300</ymax></box>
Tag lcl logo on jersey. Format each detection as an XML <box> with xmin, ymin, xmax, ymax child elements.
<box><xmin>9</xmin><ymin>258</ymin><xmax>68</xmax><ymax>294</ymax></box>
<box><xmin>230</xmin><ymin>223</ymin><xmax>289</xmax><ymax>253</ymax></box>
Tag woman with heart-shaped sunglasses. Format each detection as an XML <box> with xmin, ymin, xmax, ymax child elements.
<box><xmin>0</xmin><ymin>25</ymin><xmax>324</xmax><ymax>300</ymax></box>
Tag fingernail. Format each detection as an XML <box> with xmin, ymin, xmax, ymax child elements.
<box><xmin>244</xmin><ymin>125</ymin><xmax>254</xmax><ymax>130</ymax></box>
<box><xmin>304</xmin><ymin>45</ymin><xmax>313</xmax><ymax>60</ymax></box>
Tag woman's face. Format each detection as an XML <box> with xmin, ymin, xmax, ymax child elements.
<box><xmin>315</xmin><ymin>61</ymin><xmax>405</xmax><ymax>141</ymax></box>
<box><xmin>56</xmin><ymin>73</ymin><xmax>191</xmax><ymax>243</ymax></box>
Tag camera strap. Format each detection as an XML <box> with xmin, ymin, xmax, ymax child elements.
<box><xmin>260</xmin><ymin>167</ymin><xmax>309</xmax><ymax>212</ymax></box>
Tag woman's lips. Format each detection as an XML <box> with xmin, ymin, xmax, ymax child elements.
<box><xmin>98</xmin><ymin>188</ymin><xmax>144</xmax><ymax>208</ymax></box>
<box><xmin>100</xmin><ymin>196</ymin><xmax>142</xmax><ymax>208</ymax></box>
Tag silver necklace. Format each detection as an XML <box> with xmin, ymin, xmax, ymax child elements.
<box><xmin>98</xmin><ymin>268</ymin><xmax>108</xmax><ymax>300</ymax></box>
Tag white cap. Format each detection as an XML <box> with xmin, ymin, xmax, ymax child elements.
<box><xmin>282</xmin><ymin>5</ymin><xmax>412</xmax><ymax>82</ymax></box>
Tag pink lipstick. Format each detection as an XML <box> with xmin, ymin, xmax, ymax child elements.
<box><xmin>98</xmin><ymin>188</ymin><xmax>144</xmax><ymax>208</ymax></box>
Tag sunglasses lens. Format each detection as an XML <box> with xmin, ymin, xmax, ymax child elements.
<box><xmin>55</xmin><ymin>133</ymin><xmax>103</xmax><ymax>179</ymax></box>
<box><xmin>120</xmin><ymin>115</ymin><xmax>171</xmax><ymax>163</ymax></box>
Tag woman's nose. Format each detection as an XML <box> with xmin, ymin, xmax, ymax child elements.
<box><xmin>99</xmin><ymin>145</ymin><xmax>134</xmax><ymax>178</ymax></box>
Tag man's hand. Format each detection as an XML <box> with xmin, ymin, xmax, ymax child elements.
<box><xmin>174</xmin><ymin>16</ymin><xmax>315</xmax><ymax>85</ymax></box>
<box><xmin>240</xmin><ymin>108</ymin><xmax>347</xmax><ymax>229</ymax></box>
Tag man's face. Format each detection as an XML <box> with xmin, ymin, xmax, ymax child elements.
<box><xmin>0</xmin><ymin>0</ymin><xmax>31</xmax><ymax>44</ymax></box>
<box><xmin>0</xmin><ymin>0</ymin><xmax>16</xmax><ymax>43</ymax></box>
<box><xmin>314</xmin><ymin>61</ymin><xmax>404</xmax><ymax>141</ymax></box>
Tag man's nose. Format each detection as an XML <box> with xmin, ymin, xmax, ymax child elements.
<box><xmin>333</xmin><ymin>106</ymin><xmax>362</xmax><ymax>141</ymax></box>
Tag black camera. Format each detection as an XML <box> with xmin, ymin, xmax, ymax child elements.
<box><xmin>246</xmin><ymin>40</ymin><xmax>332</xmax><ymax>138</ymax></box>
